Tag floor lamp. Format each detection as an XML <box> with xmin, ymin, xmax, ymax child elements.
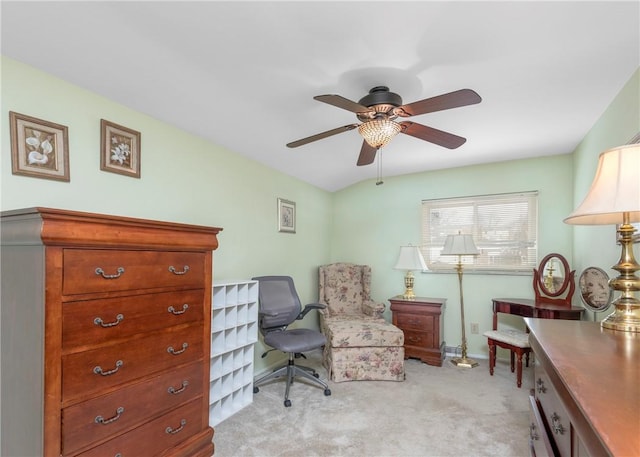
<box><xmin>442</xmin><ymin>232</ymin><xmax>480</xmax><ymax>368</ymax></box>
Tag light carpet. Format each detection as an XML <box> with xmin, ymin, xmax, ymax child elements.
<box><xmin>213</xmin><ymin>351</ymin><xmax>533</xmax><ymax>457</ymax></box>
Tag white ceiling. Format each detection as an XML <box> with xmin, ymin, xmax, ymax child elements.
<box><xmin>2</xmin><ymin>1</ymin><xmax>639</xmax><ymax>191</ymax></box>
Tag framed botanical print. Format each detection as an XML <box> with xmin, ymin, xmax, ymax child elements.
<box><xmin>100</xmin><ymin>119</ymin><xmax>141</xmax><ymax>178</ymax></box>
<box><xmin>9</xmin><ymin>111</ymin><xmax>70</xmax><ymax>181</ymax></box>
<box><xmin>278</xmin><ymin>198</ymin><xmax>296</xmax><ymax>233</ymax></box>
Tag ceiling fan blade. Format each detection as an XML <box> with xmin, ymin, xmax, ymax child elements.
<box><xmin>356</xmin><ymin>141</ymin><xmax>378</xmax><ymax>166</ymax></box>
<box><xmin>400</xmin><ymin>121</ymin><xmax>467</xmax><ymax>149</ymax></box>
<box><xmin>314</xmin><ymin>94</ymin><xmax>374</xmax><ymax>115</ymax></box>
<box><xmin>286</xmin><ymin>124</ymin><xmax>358</xmax><ymax>148</ymax></box>
<box><xmin>395</xmin><ymin>89</ymin><xmax>481</xmax><ymax>117</ymax></box>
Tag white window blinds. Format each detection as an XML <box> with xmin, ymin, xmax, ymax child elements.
<box><xmin>421</xmin><ymin>191</ymin><xmax>538</xmax><ymax>273</ymax></box>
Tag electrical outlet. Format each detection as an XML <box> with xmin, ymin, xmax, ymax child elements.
<box><xmin>470</xmin><ymin>323</ymin><xmax>479</xmax><ymax>334</ymax></box>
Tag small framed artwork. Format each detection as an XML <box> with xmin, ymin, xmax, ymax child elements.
<box><xmin>278</xmin><ymin>198</ymin><xmax>296</xmax><ymax>233</ymax></box>
<box><xmin>100</xmin><ymin>119</ymin><xmax>141</xmax><ymax>178</ymax></box>
<box><xmin>9</xmin><ymin>111</ymin><xmax>70</xmax><ymax>181</ymax></box>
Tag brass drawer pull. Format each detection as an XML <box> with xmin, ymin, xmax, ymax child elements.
<box><xmin>94</xmin><ymin>360</ymin><xmax>123</xmax><ymax>376</ymax></box>
<box><xmin>95</xmin><ymin>406</ymin><xmax>124</xmax><ymax>425</ymax></box>
<box><xmin>529</xmin><ymin>423</ymin><xmax>539</xmax><ymax>441</ymax></box>
<box><xmin>168</xmin><ymin>304</ymin><xmax>189</xmax><ymax>315</ymax></box>
<box><xmin>168</xmin><ymin>265</ymin><xmax>190</xmax><ymax>275</ymax></box>
<box><xmin>551</xmin><ymin>412</ymin><xmax>566</xmax><ymax>435</ymax></box>
<box><xmin>166</xmin><ymin>419</ymin><xmax>187</xmax><ymax>435</ymax></box>
<box><xmin>168</xmin><ymin>380</ymin><xmax>189</xmax><ymax>395</ymax></box>
<box><xmin>408</xmin><ymin>336</ymin><xmax>421</xmax><ymax>342</ymax></box>
<box><xmin>95</xmin><ymin>267</ymin><xmax>125</xmax><ymax>279</ymax></box>
<box><xmin>536</xmin><ymin>378</ymin><xmax>547</xmax><ymax>394</ymax></box>
<box><xmin>94</xmin><ymin>314</ymin><xmax>124</xmax><ymax>328</ymax></box>
<box><xmin>167</xmin><ymin>342</ymin><xmax>188</xmax><ymax>355</ymax></box>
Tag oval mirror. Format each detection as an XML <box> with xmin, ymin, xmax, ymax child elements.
<box><xmin>537</xmin><ymin>253</ymin><xmax>570</xmax><ymax>297</ymax></box>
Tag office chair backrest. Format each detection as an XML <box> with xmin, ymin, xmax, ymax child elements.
<box><xmin>253</xmin><ymin>276</ymin><xmax>302</xmax><ymax>330</ymax></box>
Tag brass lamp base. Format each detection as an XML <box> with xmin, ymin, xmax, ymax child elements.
<box><xmin>601</xmin><ymin>306</ymin><xmax>640</xmax><ymax>333</ymax></box>
<box><xmin>402</xmin><ymin>271</ymin><xmax>416</xmax><ymax>300</ymax></box>
<box><xmin>450</xmin><ymin>356</ymin><xmax>479</xmax><ymax>368</ymax></box>
<box><xmin>602</xmin><ymin>220</ymin><xmax>640</xmax><ymax>333</ymax></box>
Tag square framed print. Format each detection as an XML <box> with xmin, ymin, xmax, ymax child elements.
<box><xmin>100</xmin><ymin>119</ymin><xmax>141</xmax><ymax>178</ymax></box>
<box><xmin>278</xmin><ymin>198</ymin><xmax>296</xmax><ymax>233</ymax></box>
<box><xmin>9</xmin><ymin>111</ymin><xmax>70</xmax><ymax>181</ymax></box>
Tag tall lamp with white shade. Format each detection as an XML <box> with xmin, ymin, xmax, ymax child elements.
<box><xmin>441</xmin><ymin>232</ymin><xmax>480</xmax><ymax>368</ymax></box>
<box><xmin>394</xmin><ymin>245</ymin><xmax>427</xmax><ymax>299</ymax></box>
<box><xmin>564</xmin><ymin>143</ymin><xmax>640</xmax><ymax>333</ymax></box>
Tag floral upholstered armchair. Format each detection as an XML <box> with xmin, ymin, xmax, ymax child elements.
<box><xmin>318</xmin><ymin>263</ymin><xmax>405</xmax><ymax>382</ymax></box>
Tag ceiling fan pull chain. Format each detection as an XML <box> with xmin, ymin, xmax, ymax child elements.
<box><xmin>376</xmin><ymin>149</ymin><xmax>384</xmax><ymax>186</ymax></box>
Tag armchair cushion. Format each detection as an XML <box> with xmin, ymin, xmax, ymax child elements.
<box><xmin>319</xmin><ymin>262</ymin><xmax>385</xmax><ymax>316</ymax></box>
<box><xmin>322</xmin><ymin>316</ymin><xmax>404</xmax><ymax>348</ymax></box>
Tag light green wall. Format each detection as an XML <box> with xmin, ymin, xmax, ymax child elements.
<box><xmin>0</xmin><ymin>56</ymin><xmax>333</xmax><ymax>373</ymax></box>
<box><xmin>331</xmin><ymin>154</ymin><xmax>575</xmax><ymax>357</ymax></box>
<box><xmin>570</xmin><ymin>68</ymin><xmax>640</xmax><ymax>319</ymax></box>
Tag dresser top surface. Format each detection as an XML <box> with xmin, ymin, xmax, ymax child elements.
<box><xmin>526</xmin><ymin>318</ymin><xmax>640</xmax><ymax>457</ymax></box>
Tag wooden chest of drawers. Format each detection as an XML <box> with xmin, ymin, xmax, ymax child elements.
<box><xmin>389</xmin><ymin>296</ymin><xmax>446</xmax><ymax>366</ymax></box>
<box><xmin>526</xmin><ymin>318</ymin><xmax>640</xmax><ymax>457</ymax></box>
<box><xmin>1</xmin><ymin>207</ymin><xmax>221</xmax><ymax>457</ymax></box>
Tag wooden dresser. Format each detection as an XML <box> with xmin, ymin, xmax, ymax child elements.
<box><xmin>389</xmin><ymin>296</ymin><xmax>446</xmax><ymax>366</ymax></box>
<box><xmin>526</xmin><ymin>318</ymin><xmax>639</xmax><ymax>457</ymax></box>
<box><xmin>1</xmin><ymin>207</ymin><xmax>221</xmax><ymax>457</ymax></box>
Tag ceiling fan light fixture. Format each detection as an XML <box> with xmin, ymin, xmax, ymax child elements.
<box><xmin>358</xmin><ymin>119</ymin><xmax>402</xmax><ymax>149</ymax></box>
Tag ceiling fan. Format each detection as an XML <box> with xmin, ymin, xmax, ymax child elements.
<box><xmin>286</xmin><ymin>86</ymin><xmax>482</xmax><ymax>166</ymax></box>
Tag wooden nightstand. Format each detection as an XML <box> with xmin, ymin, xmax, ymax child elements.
<box><xmin>389</xmin><ymin>296</ymin><xmax>446</xmax><ymax>367</ymax></box>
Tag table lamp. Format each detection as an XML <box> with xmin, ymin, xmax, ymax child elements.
<box><xmin>441</xmin><ymin>232</ymin><xmax>480</xmax><ymax>367</ymax></box>
<box><xmin>394</xmin><ymin>245</ymin><xmax>427</xmax><ymax>299</ymax></box>
<box><xmin>564</xmin><ymin>143</ymin><xmax>640</xmax><ymax>333</ymax></box>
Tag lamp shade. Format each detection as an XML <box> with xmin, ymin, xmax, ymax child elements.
<box><xmin>441</xmin><ymin>233</ymin><xmax>480</xmax><ymax>256</ymax></box>
<box><xmin>564</xmin><ymin>144</ymin><xmax>640</xmax><ymax>225</ymax></box>
<box><xmin>394</xmin><ymin>245</ymin><xmax>427</xmax><ymax>271</ymax></box>
<box><xmin>358</xmin><ymin>119</ymin><xmax>402</xmax><ymax>149</ymax></box>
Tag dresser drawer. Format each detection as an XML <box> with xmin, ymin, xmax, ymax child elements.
<box><xmin>529</xmin><ymin>395</ymin><xmax>554</xmax><ymax>457</ymax></box>
<box><xmin>62</xmin><ymin>361</ymin><xmax>204</xmax><ymax>455</ymax></box>
<box><xmin>535</xmin><ymin>364</ymin><xmax>571</xmax><ymax>456</ymax></box>
<box><xmin>74</xmin><ymin>398</ymin><xmax>205</xmax><ymax>457</ymax></box>
<box><xmin>403</xmin><ymin>330</ymin><xmax>434</xmax><ymax>349</ymax></box>
<box><xmin>396</xmin><ymin>313</ymin><xmax>433</xmax><ymax>331</ymax></box>
<box><xmin>62</xmin><ymin>249</ymin><xmax>205</xmax><ymax>295</ymax></box>
<box><xmin>63</xmin><ymin>290</ymin><xmax>205</xmax><ymax>350</ymax></box>
<box><xmin>63</xmin><ymin>324</ymin><xmax>203</xmax><ymax>403</ymax></box>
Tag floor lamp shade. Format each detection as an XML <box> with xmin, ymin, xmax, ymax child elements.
<box><xmin>564</xmin><ymin>144</ymin><xmax>640</xmax><ymax>333</ymax></box>
<box><xmin>394</xmin><ymin>245</ymin><xmax>427</xmax><ymax>299</ymax></box>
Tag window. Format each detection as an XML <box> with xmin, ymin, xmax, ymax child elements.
<box><xmin>421</xmin><ymin>191</ymin><xmax>538</xmax><ymax>274</ymax></box>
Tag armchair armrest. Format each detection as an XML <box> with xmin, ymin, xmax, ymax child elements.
<box><xmin>298</xmin><ymin>302</ymin><xmax>326</xmax><ymax>320</ymax></box>
<box><xmin>362</xmin><ymin>300</ymin><xmax>385</xmax><ymax>318</ymax></box>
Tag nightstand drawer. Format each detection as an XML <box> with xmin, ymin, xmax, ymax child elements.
<box><xmin>403</xmin><ymin>329</ymin><xmax>434</xmax><ymax>348</ymax></box>
<box><xmin>75</xmin><ymin>398</ymin><xmax>205</xmax><ymax>457</ymax></box>
<box><xmin>396</xmin><ymin>313</ymin><xmax>433</xmax><ymax>331</ymax></box>
<box><xmin>62</xmin><ymin>361</ymin><xmax>204</xmax><ymax>455</ymax></box>
<box><xmin>62</xmin><ymin>324</ymin><xmax>204</xmax><ymax>403</ymax></box>
<box><xmin>62</xmin><ymin>249</ymin><xmax>205</xmax><ymax>295</ymax></box>
<box><xmin>63</xmin><ymin>290</ymin><xmax>205</xmax><ymax>350</ymax></box>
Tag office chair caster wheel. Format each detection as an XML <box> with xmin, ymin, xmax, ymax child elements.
<box><xmin>284</xmin><ymin>399</ymin><xmax>292</xmax><ymax>407</ymax></box>
<box><xmin>253</xmin><ymin>387</ymin><xmax>259</xmax><ymax>394</ymax></box>
<box><xmin>324</xmin><ymin>388</ymin><xmax>331</xmax><ymax>396</ymax></box>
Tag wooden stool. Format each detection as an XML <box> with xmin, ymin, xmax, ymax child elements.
<box><xmin>483</xmin><ymin>329</ymin><xmax>532</xmax><ymax>388</ymax></box>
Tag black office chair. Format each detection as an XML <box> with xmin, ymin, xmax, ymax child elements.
<box><xmin>251</xmin><ymin>276</ymin><xmax>331</xmax><ymax>407</ymax></box>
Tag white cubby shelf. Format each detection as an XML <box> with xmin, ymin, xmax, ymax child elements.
<box><xmin>209</xmin><ymin>279</ymin><xmax>259</xmax><ymax>427</ymax></box>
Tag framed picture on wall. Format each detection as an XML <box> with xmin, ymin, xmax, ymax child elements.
<box><xmin>100</xmin><ymin>119</ymin><xmax>141</xmax><ymax>178</ymax></box>
<box><xmin>278</xmin><ymin>198</ymin><xmax>296</xmax><ymax>233</ymax></box>
<box><xmin>9</xmin><ymin>111</ymin><xmax>70</xmax><ymax>182</ymax></box>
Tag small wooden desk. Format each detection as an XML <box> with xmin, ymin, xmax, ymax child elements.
<box><xmin>492</xmin><ymin>298</ymin><xmax>584</xmax><ymax>330</ymax></box>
